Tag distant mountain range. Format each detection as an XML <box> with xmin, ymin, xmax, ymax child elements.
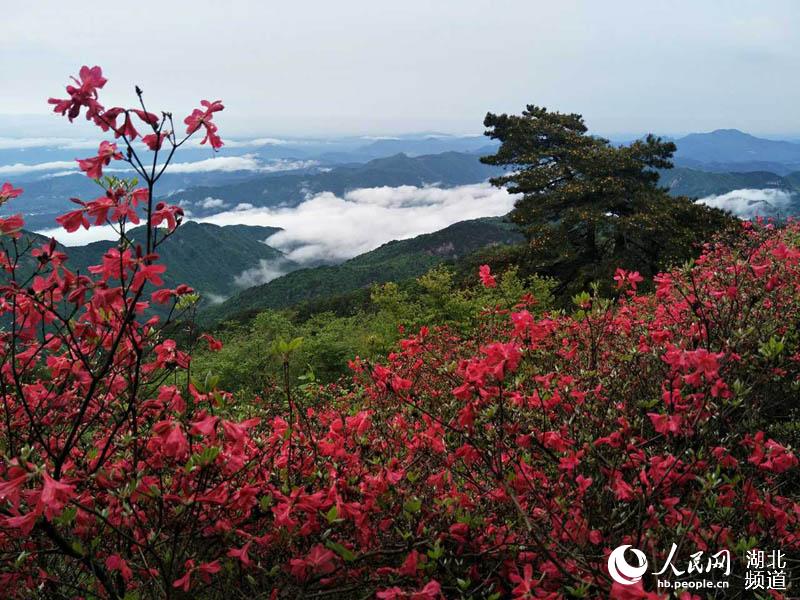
<box><xmin>672</xmin><ymin>129</ymin><xmax>800</xmax><ymax>174</ymax></box>
<box><xmin>0</xmin><ymin>133</ymin><xmax>495</xmax><ymax>169</ymax></box>
<box><xmin>149</xmin><ymin>153</ymin><xmax>800</xmax><ymax>219</ymax></box>
<box><xmin>8</xmin><ymin>128</ymin><xmax>800</xmax><ymax>321</ymax></box>
<box><xmin>167</xmin><ymin>151</ymin><xmax>504</xmax><ymax>214</ymax></box>
<box><xmin>7</xmin><ymin>128</ymin><xmax>800</xmax><ymax>232</ymax></box>
<box><xmin>315</xmin><ymin>136</ymin><xmax>495</xmax><ymax>163</ymax></box>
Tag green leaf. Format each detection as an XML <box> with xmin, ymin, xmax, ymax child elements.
<box><xmin>403</xmin><ymin>497</ymin><xmax>422</xmax><ymax>514</ymax></box>
<box><xmin>427</xmin><ymin>540</ymin><xmax>443</xmax><ymax>560</ymax></box>
<box><xmin>572</xmin><ymin>291</ymin><xmax>591</xmax><ymax>307</ymax></box>
<box><xmin>55</xmin><ymin>506</ymin><xmax>77</xmax><ymax>526</ymax></box>
<box><xmin>199</xmin><ymin>445</ymin><xmax>220</xmax><ymax>465</ymax></box>
<box><xmin>325</xmin><ymin>505</ymin><xmax>339</xmax><ymax>524</ymax></box>
<box><xmin>175</xmin><ymin>293</ymin><xmax>200</xmax><ymax>311</ymax></box>
<box><xmin>325</xmin><ymin>540</ymin><xmax>356</xmax><ymax>562</ymax></box>
<box><xmin>759</xmin><ymin>336</ymin><xmax>785</xmax><ymax>360</ymax></box>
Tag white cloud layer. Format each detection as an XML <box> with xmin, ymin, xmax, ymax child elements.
<box><xmin>0</xmin><ymin>155</ymin><xmax>316</xmax><ymax>178</ymax></box>
<box><xmin>134</xmin><ymin>155</ymin><xmax>316</xmax><ymax>174</ymax></box>
<box><xmin>202</xmin><ymin>182</ymin><xmax>517</xmax><ymax>265</ymax></box>
<box><xmin>198</xmin><ymin>197</ymin><xmax>227</xmax><ymax>209</ymax></box>
<box><xmin>221</xmin><ymin>137</ymin><xmax>291</xmax><ymax>148</ymax></box>
<box><xmin>0</xmin><ymin>137</ymin><xmax>99</xmax><ymax>150</ymax></box>
<box><xmin>36</xmin><ymin>224</ymin><xmax>119</xmax><ymax>245</ymax></box>
<box><xmin>698</xmin><ymin>188</ymin><xmax>794</xmax><ymax>219</ymax></box>
<box><xmin>0</xmin><ymin>160</ymin><xmax>76</xmax><ymax>175</ymax></box>
<box><xmin>0</xmin><ymin>137</ymin><xmax>295</xmax><ymax>151</ymax></box>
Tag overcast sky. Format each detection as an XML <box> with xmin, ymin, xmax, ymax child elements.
<box><xmin>2</xmin><ymin>0</ymin><xmax>799</xmax><ymax>137</ymax></box>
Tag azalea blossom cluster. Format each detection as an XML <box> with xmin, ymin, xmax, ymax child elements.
<box><xmin>47</xmin><ymin>65</ymin><xmax>223</xmax><ymax>252</ymax></box>
<box><xmin>0</xmin><ymin>69</ymin><xmax>798</xmax><ymax>599</ymax></box>
<box><xmin>48</xmin><ymin>65</ymin><xmax>224</xmax><ymax>151</ymax></box>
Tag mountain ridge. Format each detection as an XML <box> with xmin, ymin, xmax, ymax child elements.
<box><xmin>673</xmin><ymin>128</ymin><xmax>800</xmax><ymax>169</ymax></box>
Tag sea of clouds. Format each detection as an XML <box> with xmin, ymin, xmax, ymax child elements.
<box><xmin>38</xmin><ymin>182</ymin><xmax>517</xmax><ymax>286</ymax></box>
<box><xmin>204</xmin><ymin>182</ymin><xmax>516</xmax><ymax>263</ymax></box>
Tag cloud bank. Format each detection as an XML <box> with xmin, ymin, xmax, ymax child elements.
<box><xmin>0</xmin><ymin>160</ymin><xmax>77</xmax><ymax>175</ymax></box>
<box><xmin>222</xmin><ymin>137</ymin><xmax>292</xmax><ymax>148</ymax></box>
<box><xmin>198</xmin><ymin>197</ymin><xmax>228</xmax><ymax>209</ymax></box>
<box><xmin>0</xmin><ymin>137</ymin><xmax>295</xmax><ymax>151</ymax></box>
<box><xmin>1</xmin><ymin>155</ymin><xmax>316</xmax><ymax>178</ymax></box>
<box><xmin>233</xmin><ymin>258</ymin><xmax>296</xmax><ymax>288</ymax></box>
<box><xmin>36</xmin><ymin>224</ymin><xmax>120</xmax><ymax>245</ymax></box>
<box><xmin>0</xmin><ymin>137</ymin><xmax>102</xmax><ymax>150</ymax></box>
<box><xmin>203</xmin><ymin>182</ymin><xmax>517</xmax><ymax>264</ymax></box>
<box><xmin>698</xmin><ymin>188</ymin><xmax>795</xmax><ymax>219</ymax></box>
<box><xmin>160</xmin><ymin>155</ymin><xmax>315</xmax><ymax>174</ymax></box>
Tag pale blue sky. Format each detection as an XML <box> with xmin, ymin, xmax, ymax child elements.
<box><xmin>2</xmin><ymin>0</ymin><xmax>798</xmax><ymax>136</ymax></box>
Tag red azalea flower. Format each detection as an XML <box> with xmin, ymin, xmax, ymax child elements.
<box><xmin>478</xmin><ymin>264</ymin><xmax>497</xmax><ymax>288</ymax></box>
<box><xmin>184</xmin><ymin>99</ymin><xmax>225</xmax><ymax>149</ymax></box>
<box><xmin>142</xmin><ymin>132</ymin><xmax>169</xmax><ymax>150</ymax></box>
<box><xmin>39</xmin><ymin>473</ymin><xmax>75</xmax><ymax>520</ymax></box>
<box><xmin>48</xmin><ymin>65</ymin><xmax>107</xmax><ymax>122</ymax></box>
<box><xmin>0</xmin><ymin>215</ymin><xmax>25</xmax><ymax>238</ymax></box>
<box><xmin>77</xmin><ymin>141</ymin><xmax>122</xmax><ymax>179</ymax></box>
<box><xmin>200</xmin><ymin>333</ymin><xmax>224</xmax><ymax>352</ymax></box>
<box><xmin>0</xmin><ymin>182</ymin><xmax>23</xmax><ymax>204</ymax></box>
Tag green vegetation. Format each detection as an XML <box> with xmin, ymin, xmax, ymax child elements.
<box><xmin>657</xmin><ymin>166</ymin><xmax>788</xmax><ymax>197</ymax></box>
<box><xmin>192</xmin><ymin>264</ymin><xmax>553</xmax><ymax>396</ymax></box>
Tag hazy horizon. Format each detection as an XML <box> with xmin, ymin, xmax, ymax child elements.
<box><xmin>1</xmin><ymin>118</ymin><xmax>800</xmax><ymax>146</ymax></box>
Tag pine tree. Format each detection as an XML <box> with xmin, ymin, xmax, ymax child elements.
<box><xmin>481</xmin><ymin>104</ymin><xmax>733</xmax><ymax>294</ymax></box>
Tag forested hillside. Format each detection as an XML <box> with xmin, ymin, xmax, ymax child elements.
<box><xmin>17</xmin><ymin>222</ymin><xmax>288</xmax><ymax>300</ymax></box>
<box><xmin>657</xmin><ymin>166</ymin><xmax>789</xmax><ymax>197</ymax></box>
<box><xmin>199</xmin><ymin>216</ymin><xmax>523</xmax><ymax>324</ymax></box>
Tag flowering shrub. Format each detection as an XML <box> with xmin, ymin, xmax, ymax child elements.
<box><xmin>0</xmin><ymin>68</ymin><xmax>798</xmax><ymax>598</ymax></box>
